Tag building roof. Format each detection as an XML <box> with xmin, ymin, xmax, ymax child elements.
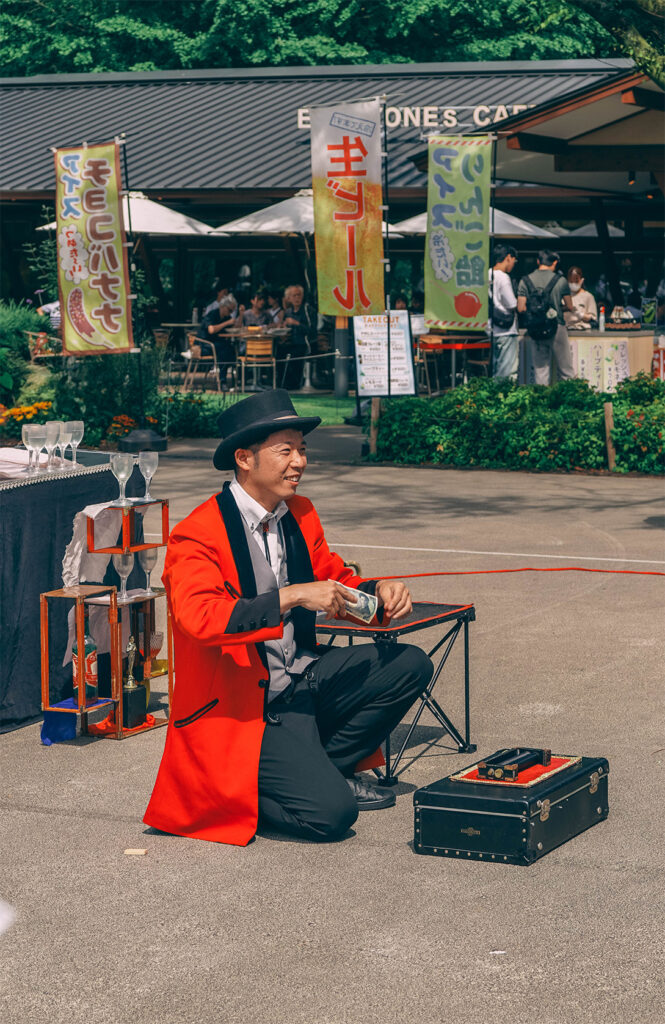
<box><xmin>0</xmin><ymin>60</ymin><xmax>637</xmax><ymax>195</ymax></box>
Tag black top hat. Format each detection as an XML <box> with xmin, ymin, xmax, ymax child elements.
<box><xmin>213</xmin><ymin>390</ymin><xmax>321</xmax><ymax>470</ymax></box>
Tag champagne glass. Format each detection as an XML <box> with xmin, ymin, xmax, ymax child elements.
<box><xmin>58</xmin><ymin>424</ymin><xmax>72</xmax><ymax>465</ymax></box>
<box><xmin>21</xmin><ymin>424</ymin><xmax>36</xmax><ymax>472</ymax></box>
<box><xmin>66</xmin><ymin>421</ymin><xmax>84</xmax><ymax>467</ymax></box>
<box><xmin>112</xmin><ymin>552</ymin><xmax>134</xmax><ymax>603</ymax></box>
<box><xmin>110</xmin><ymin>452</ymin><xmax>134</xmax><ymax>506</ymax></box>
<box><xmin>44</xmin><ymin>420</ymin><xmax>63</xmax><ymax>472</ymax></box>
<box><xmin>30</xmin><ymin>424</ymin><xmax>47</xmax><ymax>472</ymax></box>
<box><xmin>138</xmin><ymin>451</ymin><xmax>158</xmax><ymax>501</ymax></box>
<box><xmin>138</xmin><ymin>547</ymin><xmax>159</xmax><ymax>595</ymax></box>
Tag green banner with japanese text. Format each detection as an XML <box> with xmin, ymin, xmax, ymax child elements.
<box><xmin>54</xmin><ymin>141</ymin><xmax>133</xmax><ymax>355</ymax></box>
<box><xmin>424</xmin><ymin>135</ymin><xmax>492</xmax><ymax>332</ymax></box>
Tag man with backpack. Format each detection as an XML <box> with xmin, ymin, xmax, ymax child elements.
<box><xmin>517</xmin><ymin>250</ymin><xmax>575</xmax><ymax>385</ymax></box>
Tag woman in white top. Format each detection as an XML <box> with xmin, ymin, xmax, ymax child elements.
<box><xmin>564</xmin><ymin>266</ymin><xmax>598</xmax><ymax>330</ymax></box>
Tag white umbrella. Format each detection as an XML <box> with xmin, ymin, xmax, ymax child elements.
<box><xmin>568</xmin><ymin>222</ymin><xmax>625</xmax><ymax>237</ymax></box>
<box><xmin>211</xmin><ymin>189</ymin><xmax>401</xmax><ymax>236</ymax></box>
<box><xmin>39</xmin><ymin>191</ymin><xmax>216</xmax><ymax>236</ymax></box>
<box><xmin>393</xmin><ymin>208</ymin><xmax>559</xmax><ymax>238</ymax></box>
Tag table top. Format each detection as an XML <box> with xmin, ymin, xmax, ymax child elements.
<box><xmin>316</xmin><ymin>600</ymin><xmax>475</xmax><ymax>638</ymax></box>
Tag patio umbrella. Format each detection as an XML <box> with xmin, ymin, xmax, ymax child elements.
<box><xmin>210</xmin><ymin>189</ymin><xmax>401</xmax><ymax>236</ymax></box>
<box><xmin>392</xmin><ymin>208</ymin><xmax>559</xmax><ymax>237</ymax></box>
<box><xmin>568</xmin><ymin>222</ymin><xmax>625</xmax><ymax>237</ymax></box>
<box><xmin>38</xmin><ymin>191</ymin><xmax>216</xmax><ymax>236</ymax></box>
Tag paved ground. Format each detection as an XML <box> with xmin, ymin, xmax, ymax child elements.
<box><xmin>2</xmin><ymin>427</ymin><xmax>664</xmax><ymax>1024</ymax></box>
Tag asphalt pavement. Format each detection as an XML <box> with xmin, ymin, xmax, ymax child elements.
<box><xmin>1</xmin><ymin>426</ymin><xmax>663</xmax><ymax>1024</ymax></box>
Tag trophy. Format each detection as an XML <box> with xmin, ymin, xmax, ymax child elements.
<box><xmin>122</xmin><ymin>635</ymin><xmax>147</xmax><ymax>729</ymax></box>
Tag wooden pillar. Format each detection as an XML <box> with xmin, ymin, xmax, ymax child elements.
<box><xmin>591</xmin><ymin>198</ymin><xmax>623</xmax><ymax>308</ymax></box>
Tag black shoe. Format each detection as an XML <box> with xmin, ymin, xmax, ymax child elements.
<box><xmin>347</xmin><ymin>775</ymin><xmax>396</xmax><ymax>811</ymax></box>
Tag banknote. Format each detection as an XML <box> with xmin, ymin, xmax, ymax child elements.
<box><xmin>329</xmin><ymin>579</ymin><xmax>377</xmax><ymax>624</ymax></box>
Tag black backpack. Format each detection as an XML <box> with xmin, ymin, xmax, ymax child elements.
<box><xmin>523</xmin><ymin>273</ymin><xmax>561</xmax><ymax>340</ymax></box>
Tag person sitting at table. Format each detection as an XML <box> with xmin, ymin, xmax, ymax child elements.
<box><xmin>564</xmin><ymin>266</ymin><xmax>598</xmax><ymax>331</ymax></box>
<box><xmin>238</xmin><ymin>291</ymin><xmax>272</xmax><ymax>329</ymax></box>
<box><xmin>266</xmin><ymin>287</ymin><xmax>284</xmax><ymax>325</ymax></box>
<box><xmin>202</xmin><ymin>283</ymin><xmax>237</xmax><ymax>318</ymax></box>
<box><xmin>282</xmin><ymin>284</ymin><xmax>316</xmax><ymax>389</ymax></box>
<box><xmin>198</xmin><ymin>300</ymin><xmax>236</xmax><ymax>387</ymax></box>
<box><xmin>392</xmin><ymin>293</ymin><xmax>408</xmax><ymax>310</ymax></box>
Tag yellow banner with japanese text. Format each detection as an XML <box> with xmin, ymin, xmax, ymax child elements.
<box><xmin>54</xmin><ymin>142</ymin><xmax>133</xmax><ymax>355</ymax></box>
<box><xmin>310</xmin><ymin>100</ymin><xmax>384</xmax><ymax>317</ymax></box>
<box><xmin>424</xmin><ymin>135</ymin><xmax>492</xmax><ymax>332</ymax></box>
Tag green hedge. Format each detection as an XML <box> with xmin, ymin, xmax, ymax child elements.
<box><xmin>0</xmin><ymin>300</ymin><xmax>49</xmax><ymax>405</ymax></box>
<box><xmin>373</xmin><ymin>374</ymin><xmax>665</xmax><ymax>475</ymax></box>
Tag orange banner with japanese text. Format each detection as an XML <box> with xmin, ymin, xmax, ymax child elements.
<box><xmin>54</xmin><ymin>142</ymin><xmax>133</xmax><ymax>355</ymax></box>
<box><xmin>310</xmin><ymin>100</ymin><xmax>384</xmax><ymax>317</ymax></box>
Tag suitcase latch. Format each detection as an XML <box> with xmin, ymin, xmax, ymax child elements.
<box><xmin>589</xmin><ymin>771</ymin><xmax>600</xmax><ymax>794</ymax></box>
<box><xmin>538</xmin><ymin>798</ymin><xmax>551</xmax><ymax>822</ymax></box>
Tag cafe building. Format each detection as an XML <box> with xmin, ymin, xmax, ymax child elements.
<box><xmin>1</xmin><ymin>58</ymin><xmax>663</xmax><ymax>317</ymax></box>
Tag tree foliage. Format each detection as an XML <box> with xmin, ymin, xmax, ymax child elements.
<box><xmin>0</xmin><ymin>0</ymin><xmax>622</xmax><ymax>76</ymax></box>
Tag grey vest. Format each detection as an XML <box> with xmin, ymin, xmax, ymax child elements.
<box><xmin>240</xmin><ymin>517</ymin><xmax>317</xmax><ymax>700</ymax></box>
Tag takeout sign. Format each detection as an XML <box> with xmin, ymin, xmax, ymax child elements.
<box><xmin>298</xmin><ymin>103</ymin><xmax>534</xmax><ymax>131</ymax></box>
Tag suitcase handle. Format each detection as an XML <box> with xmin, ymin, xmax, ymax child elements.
<box><xmin>477</xmin><ymin>747</ymin><xmax>551</xmax><ymax>781</ymax></box>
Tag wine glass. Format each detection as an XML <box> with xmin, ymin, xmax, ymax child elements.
<box><xmin>110</xmin><ymin>452</ymin><xmax>134</xmax><ymax>506</ymax></box>
<box><xmin>66</xmin><ymin>421</ymin><xmax>84</xmax><ymax>467</ymax></box>
<box><xmin>58</xmin><ymin>424</ymin><xmax>73</xmax><ymax>466</ymax></box>
<box><xmin>112</xmin><ymin>552</ymin><xmax>134</xmax><ymax>603</ymax></box>
<box><xmin>21</xmin><ymin>424</ymin><xmax>36</xmax><ymax>472</ymax></box>
<box><xmin>138</xmin><ymin>547</ymin><xmax>159</xmax><ymax>596</ymax></box>
<box><xmin>30</xmin><ymin>424</ymin><xmax>47</xmax><ymax>472</ymax></box>
<box><xmin>44</xmin><ymin>420</ymin><xmax>63</xmax><ymax>472</ymax></box>
<box><xmin>138</xmin><ymin>451</ymin><xmax>158</xmax><ymax>501</ymax></box>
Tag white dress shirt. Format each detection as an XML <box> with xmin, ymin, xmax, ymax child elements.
<box><xmin>229</xmin><ymin>478</ymin><xmax>288</xmax><ymax>582</ymax></box>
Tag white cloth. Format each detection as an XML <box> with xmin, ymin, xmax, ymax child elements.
<box><xmin>229</xmin><ymin>478</ymin><xmax>288</xmax><ymax>580</ymax></box>
<box><xmin>0</xmin><ymin>447</ymin><xmax>61</xmax><ymax>479</ymax></box>
<box><xmin>489</xmin><ymin>268</ymin><xmax>517</xmax><ymax>334</ymax></box>
<box><xmin>61</xmin><ymin>501</ymin><xmax>148</xmax><ymax>664</ymax></box>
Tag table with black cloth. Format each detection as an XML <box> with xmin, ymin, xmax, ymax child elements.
<box><xmin>0</xmin><ymin>459</ymin><xmax>144</xmax><ymax>732</ymax></box>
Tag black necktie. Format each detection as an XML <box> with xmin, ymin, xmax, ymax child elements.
<box><xmin>260</xmin><ymin>518</ymin><xmax>271</xmax><ymax>563</ymax></box>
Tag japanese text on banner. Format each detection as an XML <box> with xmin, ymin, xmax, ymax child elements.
<box><xmin>424</xmin><ymin>135</ymin><xmax>492</xmax><ymax>332</ymax></box>
<box><xmin>54</xmin><ymin>142</ymin><xmax>132</xmax><ymax>355</ymax></box>
<box><xmin>310</xmin><ymin>100</ymin><xmax>384</xmax><ymax>317</ymax></box>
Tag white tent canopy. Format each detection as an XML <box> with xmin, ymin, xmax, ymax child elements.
<box><xmin>39</xmin><ymin>191</ymin><xmax>215</xmax><ymax>236</ymax></box>
<box><xmin>568</xmin><ymin>222</ymin><xmax>625</xmax><ymax>237</ymax></box>
<box><xmin>392</xmin><ymin>208</ymin><xmax>558</xmax><ymax>237</ymax></box>
<box><xmin>211</xmin><ymin>189</ymin><xmax>401</xmax><ymax>236</ymax></box>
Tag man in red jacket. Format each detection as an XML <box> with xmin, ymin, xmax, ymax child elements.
<box><xmin>144</xmin><ymin>390</ymin><xmax>431</xmax><ymax>846</ymax></box>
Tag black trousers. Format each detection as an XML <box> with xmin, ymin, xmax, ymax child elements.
<box><xmin>257</xmin><ymin>642</ymin><xmax>432</xmax><ymax>841</ymax></box>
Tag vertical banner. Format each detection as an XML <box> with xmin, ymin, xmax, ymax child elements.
<box><xmin>424</xmin><ymin>135</ymin><xmax>492</xmax><ymax>332</ymax></box>
<box><xmin>54</xmin><ymin>141</ymin><xmax>133</xmax><ymax>355</ymax></box>
<box><xmin>310</xmin><ymin>100</ymin><xmax>384</xmax><ymax>317</ymax></box>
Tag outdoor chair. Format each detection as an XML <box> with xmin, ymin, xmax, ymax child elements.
<box><xmin>23</xmin><ymin>330</ymin><xmax>61</xmax><ymax>361</ymax></box>
<box><xmin>416</xmin><ymin>337</ymin><xmax>446</xmax><ymax>395</ymax></box>
<box><xmin>183</xmin><ymin>334</ymin><xmax>221</xmax><ymax>393</ymax></box>
<box><xmin>237</xmin><ymin>337</ymin><xmax>276</xmax><ymax>392</ymax></box>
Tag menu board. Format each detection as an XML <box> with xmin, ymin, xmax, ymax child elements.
<box><xmin>353</xmin><ymin>310</ymin><xmax>416</xmax><ymax>397</ymax></box>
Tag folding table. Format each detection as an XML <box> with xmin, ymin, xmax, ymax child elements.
<box><xmin>317</xmin><ymin>601</ymin><xmax>477</xmax><ymax>784</ymax></box>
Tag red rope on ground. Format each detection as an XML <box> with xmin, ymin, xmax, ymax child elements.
<box><xmin>377</xmin><ymin>566</ymin><xmax>665</xmax><ymax>579</ymax></box>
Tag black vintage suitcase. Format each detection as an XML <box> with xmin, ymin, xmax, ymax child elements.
<box><xmin>413</xmin><ymin>751</ymin><xmax>609</xmax><ymax>865</ymax></box>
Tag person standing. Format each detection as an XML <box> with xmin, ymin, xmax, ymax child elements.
<box><xmin>564</xmin><ymin>266</ymin><xmax>598</xmax><ymax>330</ymax></box>
<box><xmin>282</xmin><ymin>284</ymin><xmax>315</xmax><ymax>389</ymax></box>
<box><xmin>489</xmin><ymin>244</ymin><xmax>519</xmax><ymax>379</ymax></box>
<box><xmin>517</xmin><ymin>250</ymin><xmax>574</xmax><ymax>385</ymax></box>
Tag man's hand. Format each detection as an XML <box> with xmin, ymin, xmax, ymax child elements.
<box><xmin>280</xmin><ymin>581</ymin><xmax>351</xmax><ymax>619</ymax></box>
<box><xmin>375</xmin><ymin>580</ymin><xmax>412</xmax><ymax>621</ymax></box>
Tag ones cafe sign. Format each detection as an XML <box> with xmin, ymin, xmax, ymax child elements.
<box><xmin>298</xmin><ymin>103</ymin><xmax>533</xmax><ymax>131</ymax></box>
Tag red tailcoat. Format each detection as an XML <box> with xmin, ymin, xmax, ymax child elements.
<box><xmin>144</xmin><ymin>483</ymin><xmax>379</xmax><ymax>846</ymax></box>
